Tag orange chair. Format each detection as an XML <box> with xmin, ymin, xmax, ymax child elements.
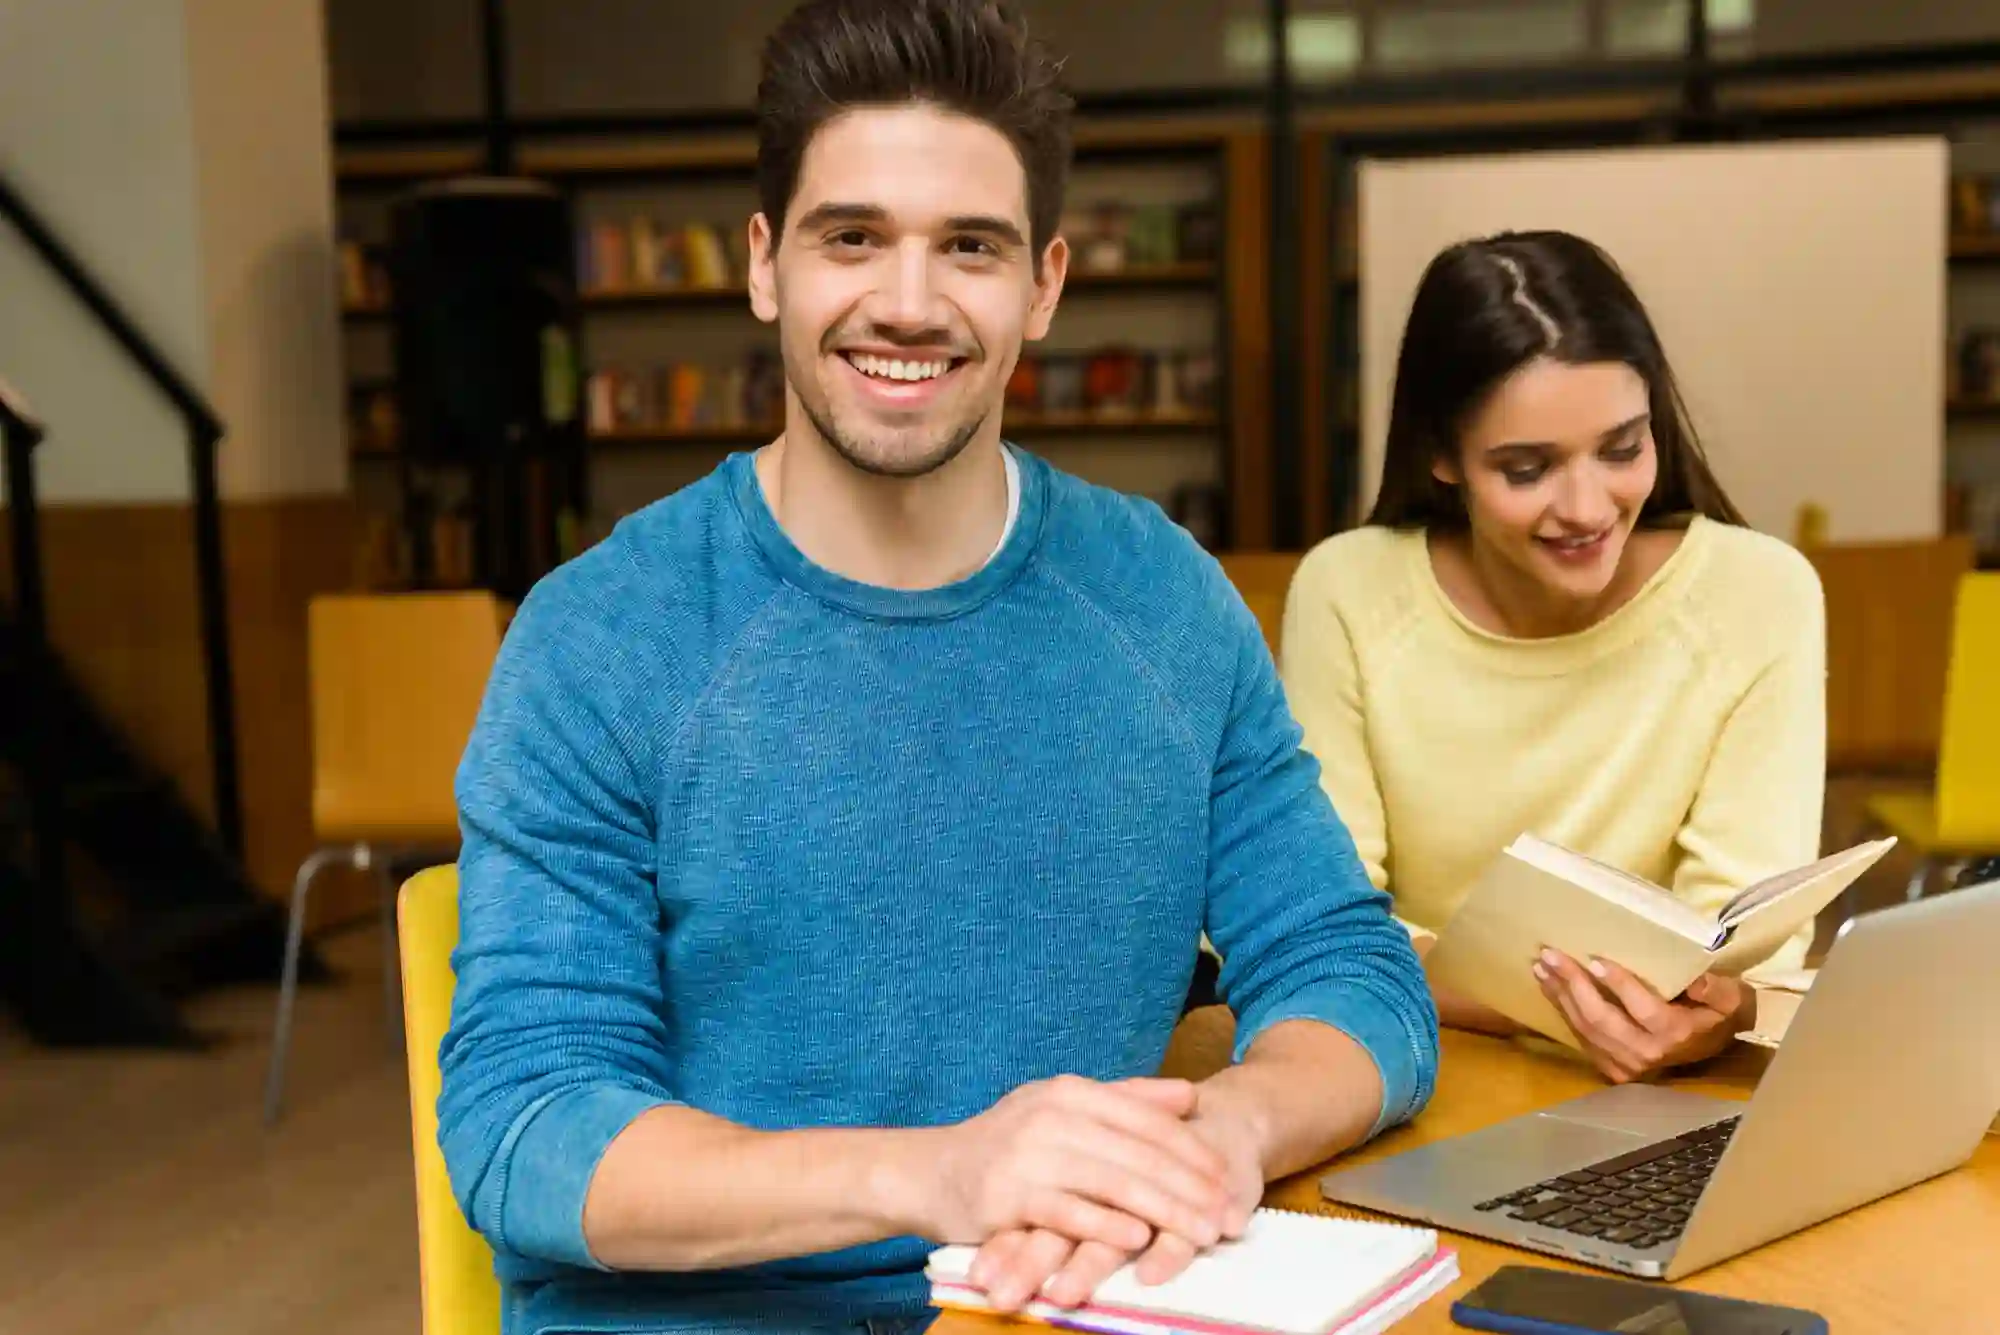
<box><xmin>1805</xmin><ymin>536</ymin><xmax>1974</xmax><ymax>772</ymax></box>
<box><xmin>263</xmin><ymin>591</ymin><xmax>504</xmax><ymax>1125</ymax></box>
<box><xmin>1217</xmin><ymin>552</ymin><xmax>1305</xmax><ymax>657</ymax></box>
<box><xmin>399</xmin><ymin>864</ymin><xmax>503</xmax><ymax>1335</ymax></box>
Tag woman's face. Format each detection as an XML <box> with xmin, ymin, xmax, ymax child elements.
<box><xmin>1435</xmin><ymin>356</ymin><xmax>1659</xmax><ymax>604</ymax></box>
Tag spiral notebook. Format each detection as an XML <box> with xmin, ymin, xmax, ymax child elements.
<box><xmin>925</xmin><ymin>1208</ymin><xmax>1457</xmax><ymax>1335</ymax></box>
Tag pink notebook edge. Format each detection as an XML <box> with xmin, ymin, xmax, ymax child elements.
<box><xmin>927</xmin><ymin>1245</ymin><xmax>1461</xmax><ymax>1335</ymax></box>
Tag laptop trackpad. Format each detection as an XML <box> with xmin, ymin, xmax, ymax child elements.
<box><xmin>1488</xmin><ymin>1116</ymin><xmax>1655</xmax><ymax>1178</ymax></box>
<box><xmin>1541</xmin><ymin>1084</ymin><xmax>1736</xmax><ymax>1139</ymax></box>
<box><xmin>1344</xmin><ymin>1115</ymin><xmax>1652</xmax><ymax>1207</ymax></box>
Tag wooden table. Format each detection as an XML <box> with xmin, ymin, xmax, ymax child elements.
<box><xmin>934</xmin><ymin>1013</ymin><xmax>2000</xmax><ymax>1334</ymax></box>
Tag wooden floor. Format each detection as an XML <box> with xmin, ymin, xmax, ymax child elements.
<box><xmin>0</xmin><ymin>929</ymin><xmax>421</xmax><ymax>1335</ymax></box>
<box><xmin>0</xmin><ymin>775</ymin><xmax>1943</xmax><ymax>1335</ymax></box>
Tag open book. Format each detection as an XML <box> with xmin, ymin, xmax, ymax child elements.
<box><xmin>926</xmin><ymin>1208</ymin><xmax>1458</xmax><ymax>1335</ymax></box>
<box><xmin>1424</xmin><ymin>836</ymin><xmax>1896</xmax><ymax>1047</ymax></box>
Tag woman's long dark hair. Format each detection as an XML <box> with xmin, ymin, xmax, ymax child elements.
<box><xmin>1366</xmin><ymin>229</ymin><xmax>1745</xmax><ymax>530</ymax></box>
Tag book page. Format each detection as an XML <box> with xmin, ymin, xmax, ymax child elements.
<box><xmin>1716</xmin><ymin>839</ymin><xmax>1898</xmax><ymax>927</ymax></box>
<box><xmin>1510</xmin><ymin>835</ymin><xmax>1725</xmax><ymax>948</ymax></box>
<box><xmin>1707</xmin><ymin>839</ymin><xmax>1896</xmax><ymax>976</ymax></box>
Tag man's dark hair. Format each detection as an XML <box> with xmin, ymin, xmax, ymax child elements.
<box><xmin>756</xmin><ymin>0</ymin><xmax>1074</xmax><ymax>271</ymax></box>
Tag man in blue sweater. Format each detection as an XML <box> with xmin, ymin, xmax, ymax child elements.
<box><xmin>438</xmin><ymin>1</ymin><xmax>1438</xmax><ymax>1332</ymax></box>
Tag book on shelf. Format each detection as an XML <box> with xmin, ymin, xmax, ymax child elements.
<box><xmin>927</xmin><ymin>1208</ymin><xmax>1458</xmax><ymax>1335</ymax></box>
<box><xmin>1061</xmin><ymin>199</ymin><xmax>1219</xmax><ymax>273</ymax></box>
<box><xmin>348</xmin><ymin>384</ymin><xmax>400</xmax><ymax>455</ymax></box>
<box><xmin>586</xmin><ymin>351</ymin><xmax>783</xmax><ymax>435</ymax></box>
<box><xmin>1005</xmin><ymin>346</ymin><xmax>1217</xmax><ymax>421</ymax></box>
<box><xmin>1952</xmin><ymin>173</ymin><xmax>2000</xmax><ymax>237</ymax></box>
<box><xmin>337</xmin><ymin>237</ymin><xmax>392</xmax><ymax>310</ymax></box>
<box><xmin>580</xmin><ymin>215</ymin><xmax>745</xmax><ymax>293</ymax></box>
<box><xmin>1424</xmin><ymin>835</ymin><xmax>1896</xmax><ymax>1047</ymax></box>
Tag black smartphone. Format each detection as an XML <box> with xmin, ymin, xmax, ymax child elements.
<box><xmin>1451</xmin><ymin>1265</ymin><xmax>1829</xmax><ymax>1335</ymax></box>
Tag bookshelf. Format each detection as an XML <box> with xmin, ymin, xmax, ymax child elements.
<box><xmin>1944</xmin><ymin>171</ymin><xmax>2000</xmax><ymax>567</ymax></box>
<box><xmin>334</xmin><ymin>119</ymin><xmax>1264</xmax><ymax>592</ymax></box>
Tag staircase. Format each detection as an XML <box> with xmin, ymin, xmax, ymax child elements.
<box><xmin>0</xmin><ymin>607</ymin><xmax>323</xmax><ymax>1045</ymax></box>
<box><xmin>1</xmin><ymin>173</ymin><xmax>323</xmax><ymax>1046</ymax></box>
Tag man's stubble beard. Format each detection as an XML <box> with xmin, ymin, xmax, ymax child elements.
<box><xmin>794</xmin><ymin>381</ymin><xmax>994</xmax><ymax>481</ymax></box>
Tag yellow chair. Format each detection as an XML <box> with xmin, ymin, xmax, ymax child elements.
<box><xmin>1216</xmin><ymin>552</ymin><xmax>1305</xmax><ymax>657</ymax></box>
<box><xmin>263</xmin><ymin>591</ymin><xmax>504</xmax><ymax>1124</ymax></box>
<box><xmin>399</xmin><ymin>864</ymin><xmax>502</xmax><ymax>1335</ymax></box>
<box><xmin>1864</xmin><ymin>573</ymin><xmax>2000</xmax><ymax>899</ymax></box>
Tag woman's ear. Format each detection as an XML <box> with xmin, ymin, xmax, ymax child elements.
<box><xmin>1430</xmin><ymin>450</ymin><xmax>1463</xmax><ymax>488</ymax></box>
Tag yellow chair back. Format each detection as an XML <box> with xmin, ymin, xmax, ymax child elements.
<box><xmin>1938</xmin><ymin>573</ymin><xmax>2000</xmax><ymax>847</ymax></box>
<box><xmin>399</xmin><ymin>865</ymin><xmax>502</xmax><ymax>1335</ymax></box>
<box><xmin>309</xmin><ymin>592</ymin><xmax>503</xmax><ymax>844</ymax></box>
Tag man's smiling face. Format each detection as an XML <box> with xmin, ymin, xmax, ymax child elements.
<box><xmin>748</xmin><ymin>102</ymin><xmax>1066</xmax><ymax>478</ymax></box>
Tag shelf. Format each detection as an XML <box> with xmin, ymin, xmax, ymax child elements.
<box><xmin>335</xmin><ymin>145</ymin><xmax>485</xmax><ymax>185</ymax></box>
<box><xmin>582</xmin><ymin>285</ymin><xmax>749</xmax><ymax>309</ymax></box>
<box><xmin>1947</xmin><ymin>398</ymin><xmax>2000</xmax><ymax>420</ymax></box>
<box><xmin>522</xmin><ymin>137</ymin><xmax>756</xmax><ymax>179</ymax></box>
<box><xmin>1950</xmin><ymin>233</ymin><xmax>2000</xmax><ymax>263</ymax></box>
<box><xmin>586</xmin><ymin>412</ymin><xmax>1218</xmax><ymax>448</ymax></box>
<box><xmin>591</xmin><ymin>423</ymin><xmax>774</xmax><ymax>445</ymax></box>
<box><xmin>510</xmin><ymin>121</ymin><xmax>1236</xmax><ymax>181</ymax></box>
<box><xmin>353</xmin><ymin>264</ymin><xmax>1222</xmax><ymax>323</ymax></box>
<box><xmin>1067</xmin><ymin>262</ymin><xmax>1216</xmax><ymax>288</ymax></box>
<box><xmin>1006</xmin><ymin>411</ymin><xmax>1219</xmax><ymax>435</ymax></box>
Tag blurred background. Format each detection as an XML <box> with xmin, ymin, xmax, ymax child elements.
<box><xmin>3</xmin><ymin>2</ymin><xmax>1999</xmax><ymax>1331</ymax></box>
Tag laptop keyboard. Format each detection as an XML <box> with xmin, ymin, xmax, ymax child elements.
<box><xmin>1471</xmin><ymin>1115</ymin><xmax>1740</xmax><ymax>1251</ymax></box>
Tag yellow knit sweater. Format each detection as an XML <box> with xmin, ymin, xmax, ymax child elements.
<box><xmin>1278</xmin><ymin>516</ymin><xmax>1827</xmax><ymax>981</ymax></box>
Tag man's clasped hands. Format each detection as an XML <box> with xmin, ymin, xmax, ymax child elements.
<box><xmin>935</xmin><ymin>1073</ymin><xmax>1266</xmax><ymax>1313</ymax></box>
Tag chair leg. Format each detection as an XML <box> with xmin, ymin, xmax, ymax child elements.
<box><xmin>264</xmin><ymin>845</ymin><xmax>356</xmax><ymax>1127</ymax></box>
<box><xmin>1905</xmin><ymin>857</ymin><xmax>1936</xmax><ymax>903</ymax></box>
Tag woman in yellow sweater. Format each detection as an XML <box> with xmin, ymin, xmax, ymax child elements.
<box><xmin>1280</xmin><ymin>229</ymin><xmax>1825</xmax><ymax>1085</ymax></box>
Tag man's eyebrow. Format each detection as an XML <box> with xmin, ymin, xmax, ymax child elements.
<box><xmin>793</xmin><ymin>202</ymin><xmax>890</xmax><ymax>232</ymax></box>
<box><xmin>791</xmin><ymin>204</ymin><xmax>1028</xmax><ymax>249</ymax></box>
<box><xmin>944</xmin><ymin>215</ymin><xmax>1026</xmax><ymax>247</ymax></box>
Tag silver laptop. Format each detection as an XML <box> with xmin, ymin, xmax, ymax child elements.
<box><xmin>1319</xmin><ymin>876</ymin><xmax>2000</xmax><ymax>1280</ymax></box>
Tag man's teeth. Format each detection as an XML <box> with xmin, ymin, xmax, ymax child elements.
<box><xmin>847</xmin><ymin>352</ymin><xmax>950</xmax><ymax>382</ymax></box>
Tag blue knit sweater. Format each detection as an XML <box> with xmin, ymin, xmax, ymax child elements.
<box><xmin>439</xmin><ymin>447</ymin><xmax>1439</xmax><ymax>1335</ymax></box>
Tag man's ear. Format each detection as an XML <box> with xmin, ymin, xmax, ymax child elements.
<box><xmin>747</xmin><ymin>213</ymin><xmax>779</xmax><ymax>324</ymax></box>
<box><xmin>1023</xmin><ymin>234</ymin><xmax>1069</xmax><ymax>342</ymax></box>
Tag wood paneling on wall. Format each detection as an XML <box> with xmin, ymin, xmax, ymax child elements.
<box><xmin>1</xmin><ymin>497</ymin><xmax>362</xmax><ymax>921</ymax></box>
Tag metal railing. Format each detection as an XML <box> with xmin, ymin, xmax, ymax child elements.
<box><xmin>0</xmin><ymin>173</ymin><xmax>243</xmax><ymax>859</ymax></box>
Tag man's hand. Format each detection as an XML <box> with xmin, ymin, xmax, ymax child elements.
<box><xmin>965</xmin><ymin>1081</ymin><xmax>1265</xmax><ymax>1312</ymax></box>
<box><xmin>918</xmin><ymin>1074</ymin><xmax>1233</xmax><ymax>1286</ymax></box>
<box><xmin>1535</xmin><ymin>950</ymin><xmax>1754</xmax><ymax>1084</ymax></box>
